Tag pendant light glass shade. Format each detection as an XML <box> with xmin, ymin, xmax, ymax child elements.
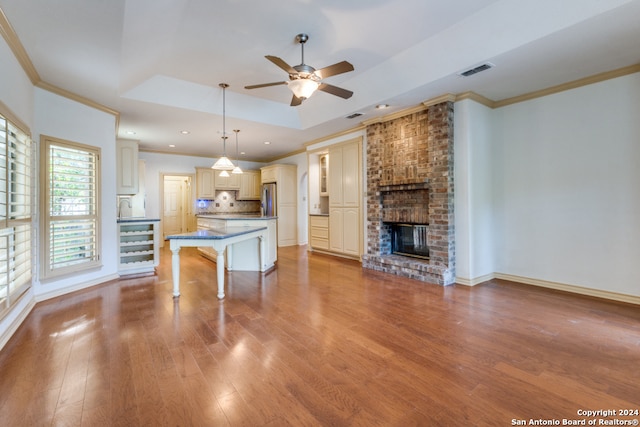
<box><xmin>211</xmin><ymin>83</ymin><xmax>236</xmax><ymax>170</ymax></box>
<box><xmin>219</xmin><ymin>170</ymin><xmax>230</xmax><ymax>177</ymax></box>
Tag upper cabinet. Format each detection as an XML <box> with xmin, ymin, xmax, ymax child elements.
<box><xmin>238</xmin><ymin>170</ymin><xmax>261</xmax><ymax>200</ymax></box>
<box><xmin>319</xmin><ymin>154</ymin><xmax>329</xmax><ymax>196</ymax></box>
<box><xmin>196</xmin><ymin>167</ymin><xmax>215</xmax><ymax>199</ymax></box>
<box><xmin>116</xmin><ymin>140</ymin><xmax>139</xmax><ymax>194</ymax></box>
<box><xmin>214</xmin><ymin>172</ymin><xmax>240</xmax><ymax>190</ymax></box>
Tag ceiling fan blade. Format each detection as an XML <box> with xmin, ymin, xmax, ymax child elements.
<box><xmin>265</xmin><ymin>55</ymin><xmax>297</xmax><ymax>74</ymax></box>
<box><xmin>318</xmin><ymin>83</ymin><xmax>353</xmax><ymax>99</ymax></box>
<box><xmin>315</xmin><ymin>61</ymin><xmax>354</xmax><ymax>79</ymax></box>
<box><xmin>244</xmin><ymin>81</ymin><xmax>288</xmax><ymax>90</ymax></box>
<box><xmin>290</xmin><ymin>95</ymin><xmax>303</xmax><ymax>107</ymax></box>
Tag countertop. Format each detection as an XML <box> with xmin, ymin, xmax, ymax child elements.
<box><xmin>197</xmin><ymin>214</ymin><xmax>277</xmax><ymax>220</ymax></box>
<box><xmin>309</xmin><ymin>213</ymin><xmax>329</xmax><ymax>217</ymax></box>
<box><xmin>117</xmin><ymin>217</ymin><xmax>161</xmax><ymax>223</ymax></box>
<box><xmin>166</xmin><ymin>226</ymin><xmax>267</xmax><ymax>240</ymax></box>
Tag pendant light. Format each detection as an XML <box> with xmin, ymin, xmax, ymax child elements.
<box><xmin>231</xmin><ymin>129</ymin><xmax>243</xmax><ymax>174</ymax></box>
<box><xmin>211</xmin><ymin>83</ymin><xmax>235</xmax><ymax>171</ymax></box>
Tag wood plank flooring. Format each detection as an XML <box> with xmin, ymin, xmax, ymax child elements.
<box><xmin>0</xmin><ymin>245</ymin><xmax>639</xmax><ymax>426</ymax></box>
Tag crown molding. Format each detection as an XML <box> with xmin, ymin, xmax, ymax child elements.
<box><xmin>0</xmin><ymin>8</ymin><xmax>39</xmax><ymax>84</ymax></box>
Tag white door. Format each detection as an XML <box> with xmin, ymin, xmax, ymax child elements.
<box><xmin>163</xmin><ymin>176</ymin><xmax>185</xmax><ymax>238</ymax></box>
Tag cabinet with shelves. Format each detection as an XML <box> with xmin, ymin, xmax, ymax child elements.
<box><xmin>118</xmin><ymin>219</ymin><xmax>160</xmax><ymax>275</ymax></box>
<box><xmin>319</xmin><ymin>154</ymin><xmax>329</xmax><ymax>196</ymax></box>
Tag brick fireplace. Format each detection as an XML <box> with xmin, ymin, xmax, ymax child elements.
<box><xmin>362</xmin><ymin>100</ymin><xmax>455</xmax><ymax>285</ymax></box>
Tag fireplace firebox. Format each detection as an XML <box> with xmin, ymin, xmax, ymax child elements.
<box><xmin>390</xmin><ymin>223</ymin><xmax>429</xmax><ymax>260</ymax></box>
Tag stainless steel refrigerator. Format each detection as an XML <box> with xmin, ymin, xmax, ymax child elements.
<box><xmin>261</xmin><ymin>183</ymin><xmax>277</xmax><ymax>216</ymax></box>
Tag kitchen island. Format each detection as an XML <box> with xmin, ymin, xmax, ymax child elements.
<box><xmin>166</xmin><ymin>226</ymin><xmax>268</xmax><ymax>299</ymax></box>
<box><xmin>196</xmin><ymin>214</ymin><xmax>277</xmax><ymax>270</ymax></box>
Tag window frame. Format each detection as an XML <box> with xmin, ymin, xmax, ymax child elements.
<box><xmin>40</xmin><ymin>135</ymin><xmax>101</xmax><ymax>279</ymax></box>
<box><xmin>0</xmin><ymin>109</ymin><xmax>33</xmax><ymax>319</ymax></box>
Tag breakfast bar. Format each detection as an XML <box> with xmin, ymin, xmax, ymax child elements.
<box><xmin>166</xmin><ymin>226</ymin><xmax>268</xmax><ymax>299</ymax></box>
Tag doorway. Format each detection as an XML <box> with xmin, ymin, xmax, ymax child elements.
<box><xmin>161</xmin><ymin>174</ymin><xmax>195</xmax><ymax>240</ymax></box>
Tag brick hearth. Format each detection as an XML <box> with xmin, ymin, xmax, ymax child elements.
<box><xmin>362</xmin><ymin>101</ymin><xmax>455</xmax><ymax>285</ymax></box>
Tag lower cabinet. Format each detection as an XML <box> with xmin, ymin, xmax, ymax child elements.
<box><xmin>329</xmin><ymin>207</ymin><xmax>360</xmax><ymax>257</ymax></box>
<box><xmin>309</xmin><ymin>215</ymin><xmax>329</xmax><ymax>250</ymax></box>
<box><xmin>118</xmin><ymin>219</ymin><xmax>160</xmax><ymax>276</ymax></box>
<box><xmin>197</xmin><ymin>216</ymin><xmax>277</xmax><ymax>269</ymax></box>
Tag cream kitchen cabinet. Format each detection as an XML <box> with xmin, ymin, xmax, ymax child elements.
<box><xmin>116</xmin><ymin>139</ymin><xmax>139</xmax><ymax>194</ymax></box>
<box><xmin>328</xmin><ymin>138</ymin><xmax>362</xmax><ymax>259</ymax></box>
<box><xmin>214</xmin><ymin>172</ymin><xmax>240</xmax><ymax>190</ymax></box>
<box><xmin>309</xmin><ymin>215</ymin><xmax>329</xmax><ymax>250</ymax></box>
<box><xmin>238</xmin><ymin>170</ymin><xmax>261</xmax><ymax>200</ymax></box>
<box><xmin>196</xmin><ymin>167</ymin><xmax>216</xmax><ymax>199</ymax></box>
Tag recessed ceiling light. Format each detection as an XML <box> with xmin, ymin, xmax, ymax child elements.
<box><xmin>169</xmin><ymin>144</ymin><xmax>176</xmax><ymax>148</ymax></box>
<box><xmin>126</xmin><ymin>130</ymin><xmax>136</xmax><ymax>135</ymax></box>
<box><xmin>264</xmin><ymin>141</ymin><xmax>271</xmax><ymax>145</ymax></box>
<box><xmin>376</xmin><ymin>104</ymin><xmax>389</xmax><ymax>109</ymax></box>
<box><xmin>240</xmin><ymin>151</ymin><xmax>245</xmax><ymax>155</ymax></box>
<box><xmin>179</xmin><ymin>130</ymin><xmax>190</xmax><ymax>135</ymax></box>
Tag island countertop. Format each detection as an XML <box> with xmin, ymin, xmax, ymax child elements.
<box><xmin>166</xmin><ymin>226</ymin><xmax>267</xmax><ymax>240</ymax></box>
<box><xmin>196</xmin><ymin>214</ymin><xmax>277</xmax><ymax>220</ymax></box>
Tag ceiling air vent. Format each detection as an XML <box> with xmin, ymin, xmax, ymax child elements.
<box><xmin>345</xmin><ymin>112</ymin><xmax>364</xmax><ymax>119</ymax></box>
<box><xmin>458</xmin><ymin>62</ymin><xmax>495</xmax><ymax>77</ymax></box>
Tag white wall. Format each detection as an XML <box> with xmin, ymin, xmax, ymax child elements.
<box><xmin>492</xmin><ymin>73</ymin><xmax>640</xmax><ymax>297</ymax></box>
<box><xmin>454</xmin><ymin>99</ymin><xmax>496</xmax><ymax>284</ymax></box>
<box><xmin>32</xmin><ymin>88</ymin><xmax>119</xmax><ymax>299</ymax></box>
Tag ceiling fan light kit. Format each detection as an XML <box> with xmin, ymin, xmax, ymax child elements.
<box><xmin>245</xmin><ymin>33</ymin><xmax>354</xmax><ymax>106</ymax></box>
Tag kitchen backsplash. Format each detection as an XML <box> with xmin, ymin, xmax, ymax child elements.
<box><xmin>196</xmin><ymin>190</ymin><xmax>260</xmax><ymax>214</ymax></box>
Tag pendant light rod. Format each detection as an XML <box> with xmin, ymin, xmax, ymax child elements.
<box><xmin>211</xmin><ymin>83</ymin><xmax>235</xmax><ymax>170</ymax></box>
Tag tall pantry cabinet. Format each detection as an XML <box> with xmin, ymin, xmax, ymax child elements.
<box><xmin>328</xmin><ymin>139</ymin><xmax>362</xmax><ymax>258</ymax></box>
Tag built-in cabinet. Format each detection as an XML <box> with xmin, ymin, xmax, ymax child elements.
<box><xmin>214</xmin><ymin>172</ymin><xmax>240</xmax><ymax>190</ymax></box>
<box><xmin>238</xmin><ymin>170</ymin><xmax>261</xmax><ymax>200</ymax></box>
<box><xmin>319</xmin><ymin>154</ymin><xmax>329</xmax><ymax>196</ymax></box>
<box><xmin>196</xmin><ymin>167</ymin><xmax>259</xmax><ymax>199</ymax></box>
<box><xmin>309</xmin><ymin>215</ymin><xmax>329</xmax><ymax>250</ymax></box>
<box><xmin>261</xmin><ymin>164</ymin><xmax>297</xmax><ymax>247</ymax></box>
<box><xmin>196</xmin><ymin>216</ymin><xmax>277</xmax><ymax>269</ymax></box>
<box><xmin>116</xmin><ymin>139</ymin><xmax>139</xmax><ymax>194</ymax></box>
<box><xmin>117</xmin><ymin>219</ymin><xmax>160</xmax><ymax>275</ymax></box>
<box><xmin>309</xmin><ymin>138</ymin><xmax>362</xmax><ymax>259</ymax></box>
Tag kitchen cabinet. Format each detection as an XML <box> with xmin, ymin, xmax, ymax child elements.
<box><xmin>196</xmin><ymin>167</ymin><xmax>215</xmax><ymax>199</ymax></box>
<box><xmin>328</xmin><ymin>138</ymin><xmax>362</xmax><ymax>259</ymax></box>
<box><xmin>117</xmin><ymin>219</ymin><xmax>160</xmax><ymax>275</ymax></box>
<box><xmin>319</xmin><ymin>154</ymin><xmax>329</xmax><ymax>196</ymax></box>
<box><xmin>260</xmin><ymin>164</ymin><xmax>297</xmax><ymax>247</ymax></box>
<box><xmin>116</xmin><ymin>139</ymin><xmax>139</xmax><ymax>194</ymax></box>
<box><xmin>197</xmin><ymin>215</ymin><xmax>277</xmax><ymax>269</ymax></box>
<box><xmin>238</xmin><ymin>170</ymin><xmax>261</xmax><ymax>200</ymax></box>
<box><xmin>309</xmin><ymin>215</ymin><xmax>329</xmax><ymax>250</ymax></box>
<box><xmin>214</xmin><ymin>172</ymin><xmax>240</xmax><ymax>190</ymax></box>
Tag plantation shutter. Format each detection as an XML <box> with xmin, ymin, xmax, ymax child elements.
<box><xmin>42</xmin><ymin>136</ymin><xmax>101</xmax><ymax>278</ymax></box>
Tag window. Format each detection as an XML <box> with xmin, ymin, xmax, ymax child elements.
<box><xmin>41</xmin><ymin>136</ymin><xmax>101</xmax><ymax>279</ymax></box>
<box><xmin>0</xmin><ymin>113</ymin><xmax>33</xmax><ymax>318</ymax></box>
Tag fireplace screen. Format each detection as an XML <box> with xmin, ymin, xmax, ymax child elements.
<box><xmin>391</xmin><ymin>223</ymin><xmax>429</xmax><ymax>259</ymax></box>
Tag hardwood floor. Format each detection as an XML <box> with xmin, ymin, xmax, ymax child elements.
<box><xmin>1</xmin><ymin>245</ymin><xmax>639</xmax><ymax>426</ymax></box>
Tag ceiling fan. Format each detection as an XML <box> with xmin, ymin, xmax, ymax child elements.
<box><xmin>245</xmin><ymin>33</ymin><xmax>354</xmax><ymax>106</ymax></box>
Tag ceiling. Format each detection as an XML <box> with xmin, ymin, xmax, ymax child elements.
<box><xmin>1</xmin><ymin>0</ymin><xmax>639</xmax><ymax>161</ymax></box>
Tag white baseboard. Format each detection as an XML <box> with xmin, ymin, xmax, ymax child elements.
<box><xmin>35</xmin><ymin>273</ymin><xmax>120</xmax><ymax>303</ymax></box>
<box><xmin>455</xmin><ymin>273</ymin><xmax>495</xmax><ymax>286</ymax></box>
<box><xmin>494</xmin><ymin>273</ymin><xmax>640</xmax><ymax>305</ymax></box>
<box><xmin>0</xmin><ymin>295</ymin><xmax>36</xmax><ymax>351</ymax></box>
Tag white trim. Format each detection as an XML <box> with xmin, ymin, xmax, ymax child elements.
<box><xmin>0</xmin><ymin>295</ymin><xmax>36</xmax><ymax>351</ymax></box>
<box><xmin>34</xmin><ymin>273</ymin><xmax>119</xmax><ymax>302</ymax></box>
<box><xmin>455</xmin><ymin>273</ymin><xmax>495</xmax><ymax>286</ymax></box>
<box><xmin>494</xmin><ymin>273</ymin><xmax>640</xmax><ymax>305</ymax></box>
